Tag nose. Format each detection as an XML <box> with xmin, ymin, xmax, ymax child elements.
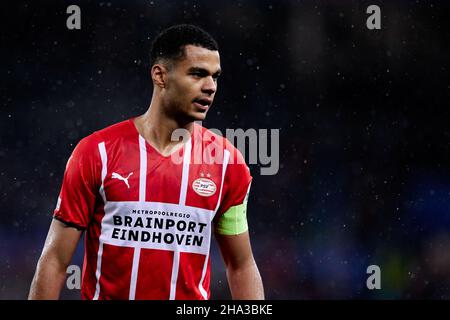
<box><xmin>201</xmin><ymin>76</ymin><xmax>217</xmax><ymax>95</ymax></box>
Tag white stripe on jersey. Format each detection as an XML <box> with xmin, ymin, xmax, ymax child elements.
<box><xmin>178</xmin><ymin>138</ymin><xmax>192</xmax><ymax>206</ymax></box>
<box><xmin>129</xmin><ymin>247</ymin><xmax>141</xmax><ymax>300</ymax></box>
<box><xmin>199</xmin><ymin>149</ymin><xmax>230</xmax><ymax>299</ymax></box>
<box><xmin>170</xmin><ymin>138</ymin><xmax>191</xmax><ymax>300</ymax></box>
<box><xmin>138</xmin><ymin>135</ymin><xmax>147</xmax><ymax>202</ymax></box>
<box><xmin>128</xmin><ymin>136</ymin><xmax>148</xmax><ymax>299</ymax></box>
<box><xmin>93</xmin><ymin>142</ymin><xmax>108</xmax><ymax>300</ymax></box>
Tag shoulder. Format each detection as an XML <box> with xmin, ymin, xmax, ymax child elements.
<box><xmin>94</xmin><ymin>118</ymin><xmax>136</xmax><ymax>142</ymax></box>
<box><xmin>71</xmin><ymin>118</ymin><xmax>135</xmax><ymax>157</ymax></box>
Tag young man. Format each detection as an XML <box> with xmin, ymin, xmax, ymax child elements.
<box><xmin>29</xmin><ymin>24</ymin><xmax>264</xmax><ymax>300</ymax></box>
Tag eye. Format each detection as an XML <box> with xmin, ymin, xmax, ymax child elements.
<box><xmin>190</xmin><ymin>70</ymin><xmax>207</xmax><ymax>78</ymax></box>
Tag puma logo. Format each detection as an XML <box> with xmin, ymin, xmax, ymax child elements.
<box><xmin>111</xmin><ymin>172</ymin><xmax>133</xmax><ymax>188</ymax></box>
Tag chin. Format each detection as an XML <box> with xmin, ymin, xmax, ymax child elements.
<box><xmin>190</xmin><ymin>111</ymin><xmax>208</xmax><ymax>122</ymax></box>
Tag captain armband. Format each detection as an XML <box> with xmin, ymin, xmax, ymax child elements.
<box><xmin>215</xmin><ymin>202</ymin><xmax>248</xmax><ymax>235</ymax></box>
<box><xmin>215</xmin><ymin>183</ymin><xmax>251</xmax><ymax>235</ymax></box>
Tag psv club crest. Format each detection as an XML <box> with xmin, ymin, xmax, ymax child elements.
<box><xmin>192</xmin><ymin>173</ymin><xmax>216</xmax><ymax>197</ymax></box>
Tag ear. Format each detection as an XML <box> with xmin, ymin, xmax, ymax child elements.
<box><xmin>151</xmin><ymin>64</ymin><xmax>168</xmax><ymax>88</ymax></box>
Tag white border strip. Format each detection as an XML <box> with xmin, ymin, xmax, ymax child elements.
<box><xmin>128</xmin><ymin>136</ymin><xmax>148</xmax><ymax>299</ymax></box>
<box><xmin>98</xmin><ymin>142</ymin><xmax>108</xmax><ymax>203</ymax></box>
<box><xmin>129</xmin><ymin>247</ymin><xmax>141</xmax><ymax>300</ymax></box>
<box><xmin>93</xmin><ymin>141</ymin><xmax>108</xmax><ymax>300</ymax></box>
<box><xmin>169</xmin><ymin>138</ymin><xmax>192</xmax><ymax>300</ymax></box>
<box><xmin>213</xmin><ymin>149</ymin><xmax>230</xmax><ymax>216</ymax></box>
<box><xmin>138</xmin><ymin>136</ymin><xmax>147</xmax><ymax>202</ymax></box>
<box><xmin>198</xmin><ymin>254</ymin><xmax>209</xmax><ymax>300</ymax></box>
<box><xmin>178</xmin><ymin>137</ymin><xmax>191</xmax><ymax>206</ymax></box>
<box><xmin>198</xmin><ymin>149</ymin><xmax>230</xmax><ymax>300</ymax></box>
<box><xmin>169</xmin><ymin>251</ymin><xmax>180</xmax><ymax>300</ymax></box>
<box><xmin>92</xmin><ymin>242</ymin><xmax>104</xmax><ymax>300</ymax></box>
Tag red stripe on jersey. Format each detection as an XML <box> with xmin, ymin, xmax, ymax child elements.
<box><xmin>82</xmin><ymin>222</ymin><xmax>100</xmax><ymax>299</ymax></box>
<box><xmin>81</xmin><ymin>194</ymin><xmax>106</xmax><ymax>300</ymax></box>
<box><xmin>97</xmin><ymin>244</ymin><xmax>134</xmax><ymax>299</ymax></box>
<box><xmin>185</xmin><ymin>163</ymin><xmax>223</xmax><ymax>210</ymax></box>
<box><xmin>175</xmin><ymin>252</ymin><xmax>207</xmax><ymax>299</ymax></box>
<box><xmin>145</xmin><ymin>142</ymin><xmax>183</xmax><ymax>204</ymax></box>
<box><xmin>184</xmin><ymin>125</ymin><xmax>225</xmax><ymax>210</ymax></box>
<box><xmin>202</xmin><ymin>256</ymin><xmax>211</xmax><ymax>300</ymax></box>
<box><xmin>134</xmin><ymin>249</ymin><xmax>173</xmax><ymax>299</ymax></box>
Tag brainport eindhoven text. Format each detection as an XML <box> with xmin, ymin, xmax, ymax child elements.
<box><xmin>111</xmin><ymin>210</ymin><xmax>206</xmax><ymax>247</ymax></box>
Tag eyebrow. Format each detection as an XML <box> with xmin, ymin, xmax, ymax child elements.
<box><xmin>188</xmin><ymin>67</ymin><xmax>222</xmax><ymax>77</ymax></box>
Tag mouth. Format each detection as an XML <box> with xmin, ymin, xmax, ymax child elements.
<box><xmin>193</xmin><ymin>97</ymin><xmax>213</xmax><ymax>111</ymax></box>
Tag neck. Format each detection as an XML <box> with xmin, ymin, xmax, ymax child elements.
<box><xmin>134</xmin><ymin>97</ymin><xmax>194</xmax><ymax>156</ymax></box>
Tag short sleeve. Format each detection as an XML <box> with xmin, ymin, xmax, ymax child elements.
<box><xmin>53</xmin><ymin>134</ymin><xmax>101</xmax><ymax>229</ymax></box>
<box><xmin>214</xmin><ymin>148</ymin><xmax>253</xmax><ymax>235</ymax></box>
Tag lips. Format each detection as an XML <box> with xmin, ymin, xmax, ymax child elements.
<box><xmin>193</xmin><ymin>97</ymin><xmax>213</xmax><ymax>110</ymax></box>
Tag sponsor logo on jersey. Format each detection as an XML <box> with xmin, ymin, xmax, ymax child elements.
<box><xmin>111</xmin><ymin>172</ymin><xmax>133</xmax><ymax>188</ymax></box>
<box><xmin>192</xmin><ymin>178</ymin><xmax>216</xmax><ymax>197</ymax></box>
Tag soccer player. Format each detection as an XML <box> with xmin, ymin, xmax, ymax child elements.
<box><xmin>28</xmin><ymin>24</ymin><xmax>264</xmax><ymax>300</ymax></box>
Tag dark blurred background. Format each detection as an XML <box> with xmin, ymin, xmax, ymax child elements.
<box><xmin>1</xmin><ymin>0</ymin><xmax>450</xmax><ymax>299</ymax></box>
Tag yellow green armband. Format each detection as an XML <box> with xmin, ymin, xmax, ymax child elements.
<box><xmin>215</xmin><ymin>202</ymin><xmax>248</xmax><ymax>235</ymax></box>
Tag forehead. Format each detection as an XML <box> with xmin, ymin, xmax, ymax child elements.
<box><xmin>177</xmin><ymin>45</ymin><xmax>221</xmax><ymax>71</ymax></box>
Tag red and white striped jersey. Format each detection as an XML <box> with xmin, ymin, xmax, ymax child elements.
<box><xmin>53</xmin><ymin>119</ymin><xmax>252</xmax><ymax>300</ymax></box>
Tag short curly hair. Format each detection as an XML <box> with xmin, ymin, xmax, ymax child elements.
<box><xmin>149</xmin><ymin>24</ymin><xmax>219</xmax><ymax>67</ymax></box>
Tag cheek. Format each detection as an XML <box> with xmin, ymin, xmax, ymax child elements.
<box><xmin>166</xmin><ymin>74</ymin><xmax>200</xmax><ymax>105</ymax></box>
<box><xmin>169</xmin><ymin>84</ymin><xmax>193</xmax><ymax>107</ymax></box>
<box><xmin>179</xmin><ymin>80</ymin><xmax>200</xmax><ymax>100</ymax></box>
<box><xmin>171</xmin><ymin>76</ymin><xmax>191</xmax><ymax>92</ymax></box>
